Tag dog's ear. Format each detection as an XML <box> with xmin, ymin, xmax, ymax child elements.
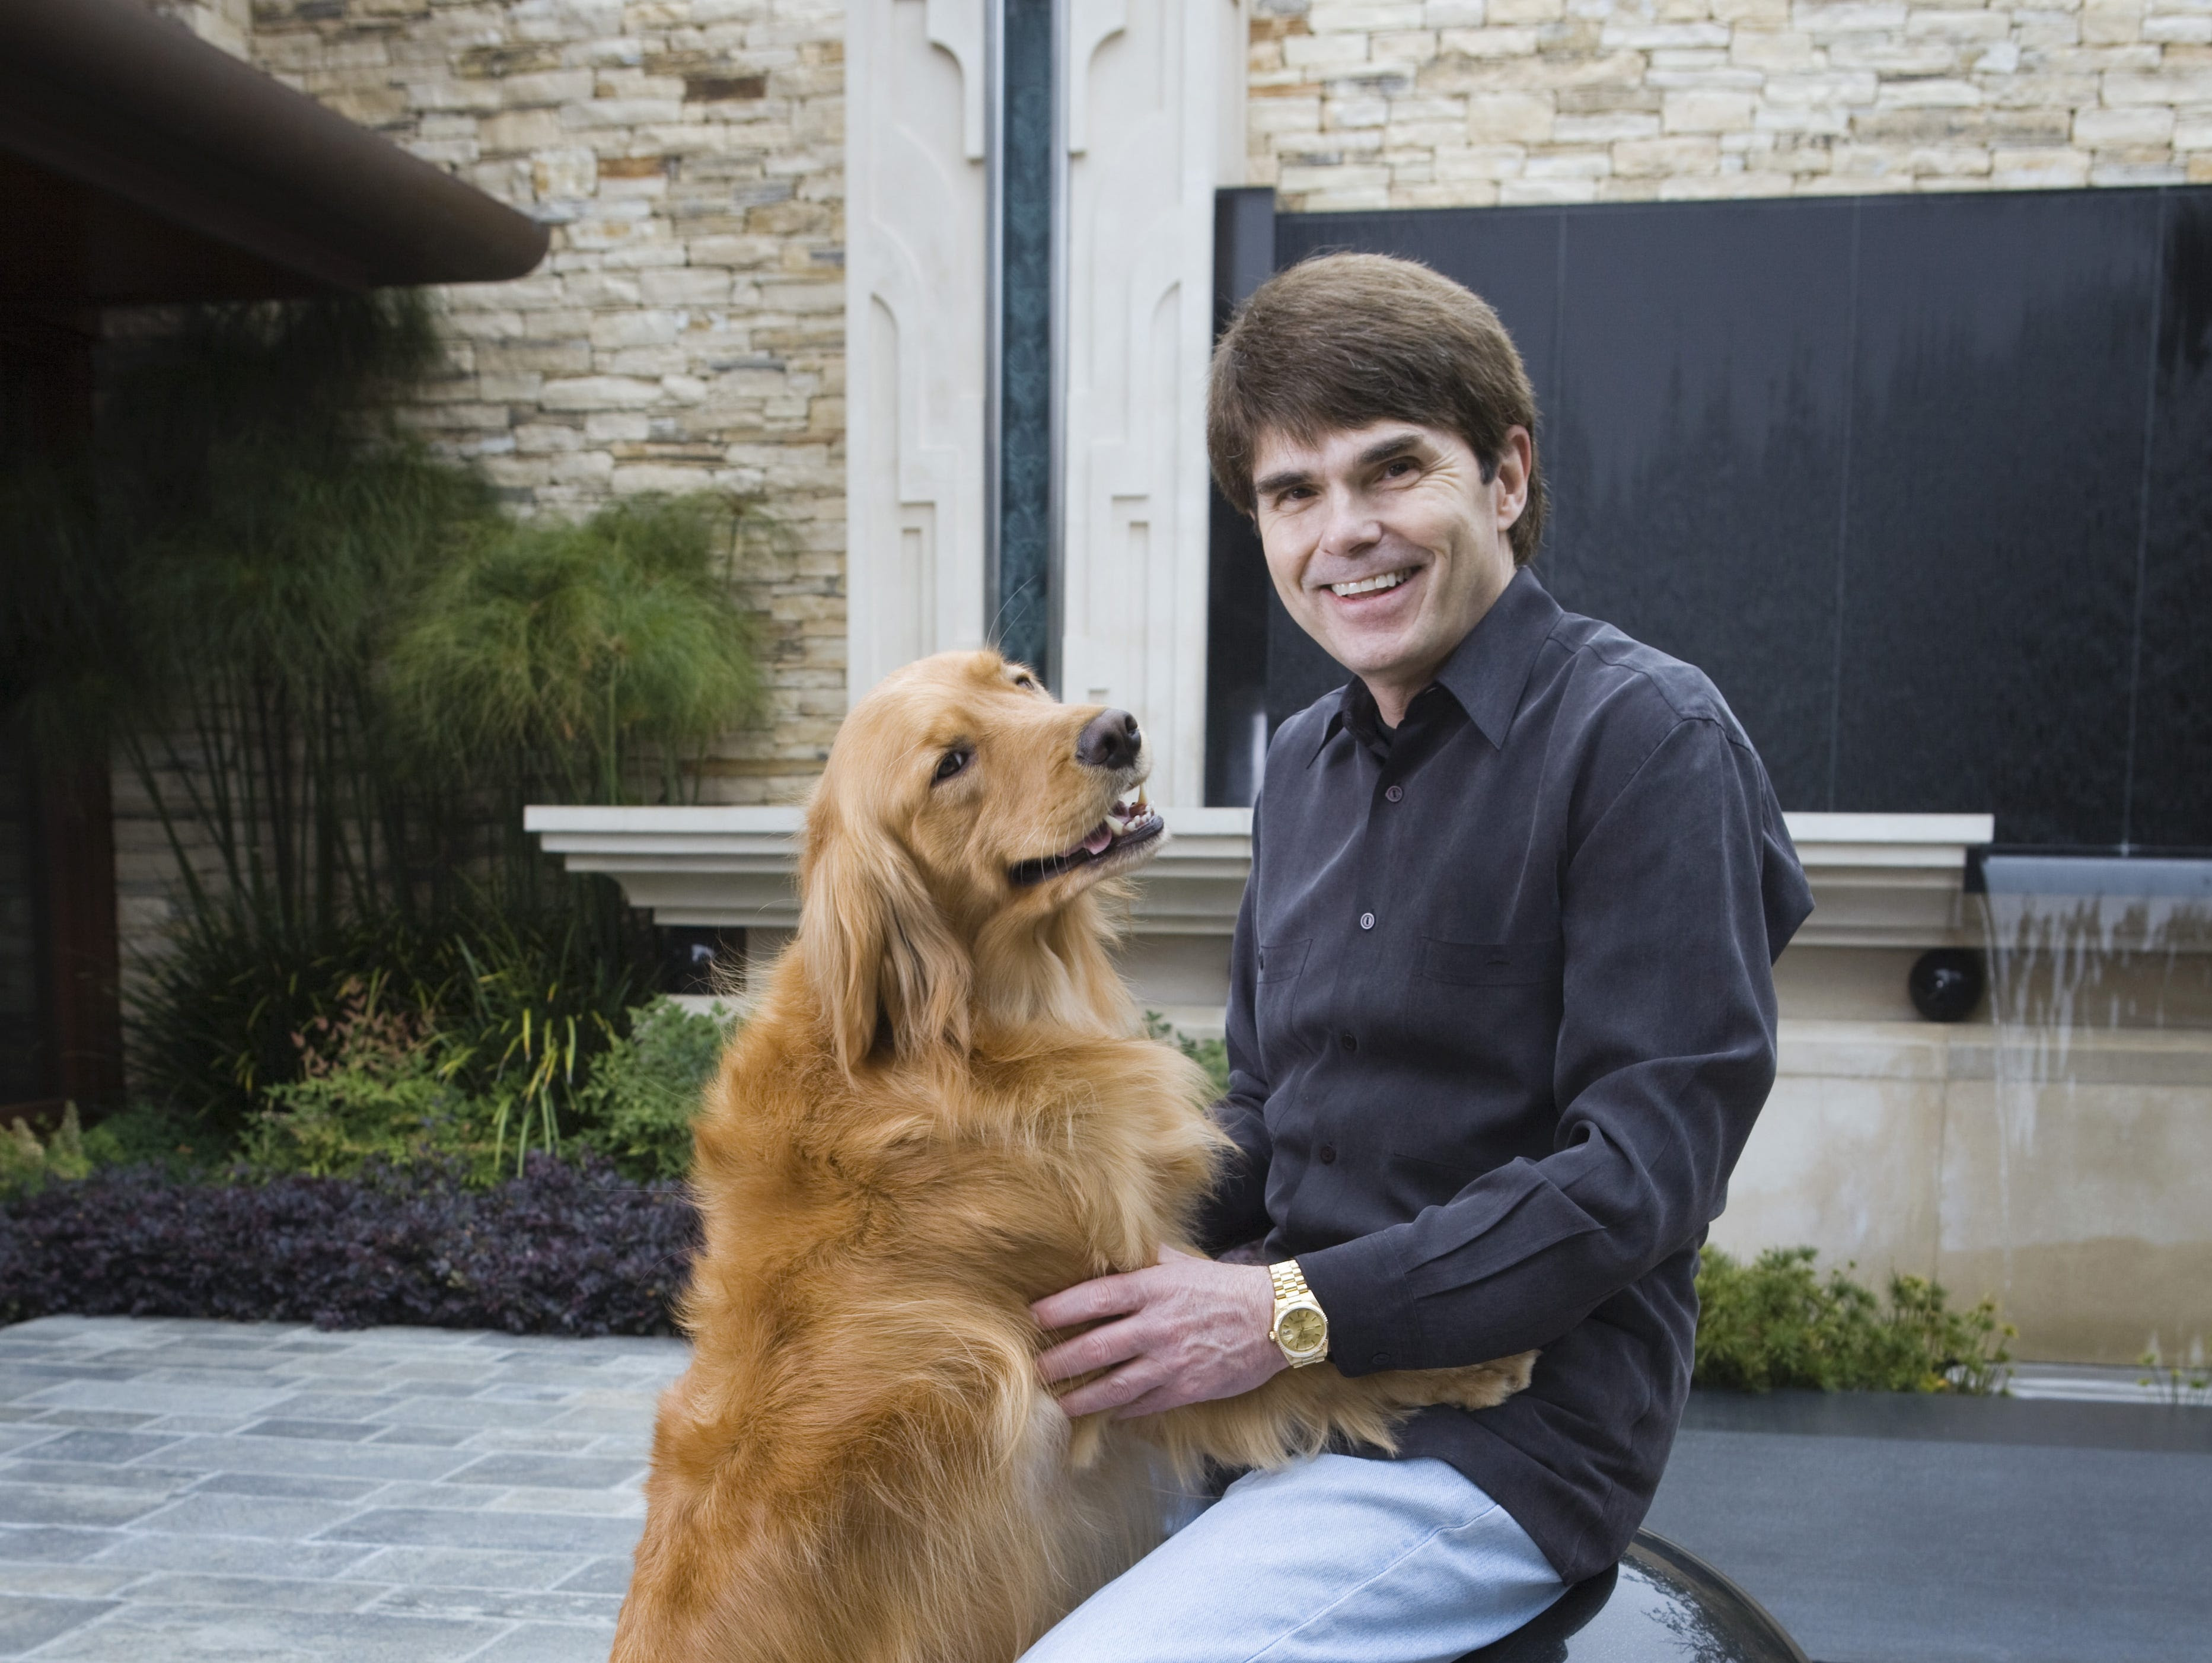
<box><xmin>798</xmin><ymin>791</ymin><xmax>971</xmax><ymax>1073</ymax></box>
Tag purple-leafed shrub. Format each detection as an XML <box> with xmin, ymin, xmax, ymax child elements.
<box><xmin>0</xmin><ymin>1157</ymin><xmax>699</xmax><ymax>1336</ymax></box>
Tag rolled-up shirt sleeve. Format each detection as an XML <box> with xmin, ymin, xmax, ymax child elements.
<box><xmin>1298</xmin><ymin>715</ymin><xmax>1809</xmax><ymax>1373</ymax></box>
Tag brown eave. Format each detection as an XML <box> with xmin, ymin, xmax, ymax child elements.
<box><xmin>0</xmin><ymin>0</ymin><xmax>549</xmax><ymax>307</ymax></box>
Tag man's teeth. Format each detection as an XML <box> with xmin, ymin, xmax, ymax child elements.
<box><xmin>1330</xmin><ymin>570</ymin><xmax>1408</xmax><ymax>597</ymax></box>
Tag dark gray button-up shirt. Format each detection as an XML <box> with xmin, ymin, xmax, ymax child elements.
<box><xmin>1198</xmin><ymin>568</ymin><xmax>1812</xmax><ymax>1584</ymax></box>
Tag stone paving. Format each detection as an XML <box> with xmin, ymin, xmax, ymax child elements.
<box><xmin>0</xmin><ymin>1316</ymin><xmax>688</xmax><ymax>1661</ymax></box>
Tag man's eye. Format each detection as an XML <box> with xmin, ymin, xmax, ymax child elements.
<box><xmin>934</xmin><ymin>748</ymin><xmax>973</xmax><ymax>782</ymax></box>
<box><xmin>1383</xmin><ymin>458</ymin><xmax>1417</xmax><ymax>478</ymax></box>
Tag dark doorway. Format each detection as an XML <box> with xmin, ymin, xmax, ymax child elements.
<box><xmin>1206</xmin><ymin>186</ymin><xmax>2212</xmax><ymax>849</ymax></box>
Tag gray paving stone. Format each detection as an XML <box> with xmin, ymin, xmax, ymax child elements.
<box><xmin>364</xmin><ymin>1397</ymin><xmax>566</xmax><ymax>1429</ymax></box>
<box><xmin>28</xmin><ymin>1601</ymin><xmax>506</xmax><ymax>1661</ymax></box>
<box><xmin>189</xmin><ymin>1471</ymin><xmax>385</xmax><ymax>1503</ymax></box>
<box><xmin>553</xmin><ymin>1556</ymin><xmax>634</xmax><ymax>1597</ymax></box>
<box><xmin>236</xmin><ymin>1418</ymin><xmax>383</xmax><ymax>1443</ymax></box>
<box><xmin>88</xmin><ymin>1534</ymin><xmax>377</xmax><ymax>1579</ymax></box>
<box><xmin>22</xmin><ymin>1380</ymin><xmax>296</xmax><ymax>1419</ymax></box>
<box><xmin>128</xmin><ymin>1492</ymin><xmax>371</xmax><ymax>1542</ymax></box>
<box><xmin>152</xmin><ymin>1433</ymin><xmax>469</xmax><ymax>1482</ymax></box>
<box><xmin>366</xmin><ymin>1425</ymin><xmax>476</xmax><ymax>1448</ymax></box>
<box><xmin>0</xmin><ymin>1461</ymin><xmax>199</xmax><ymax>1494</ymax></box>
<box><xmin>0</xmin><ymin>1485</ymin><xmax>169</xmax><ymax>1529</ymax></box>
<box><xmin>16</xmin><ymin>1430</ymin><xmax>181</xmax><ymax>1466</ymax></box>
<box><xmin>0</xmin><ymin>1317</ymin><xmax>669</xmax><ymax>1658</ymax></box>
<box><xmin>115</xmin><ymin>1572</ymin><xmax>380</xmax><ymax>1613</ymax></box>
<box><xmin>464</xmin><ymin>1619</ymin><xmax>620</xmax><ymax>1663</ymax></box>
<box><xmin>344</xmin><ymin>1544</ymin><xmax>594</xmax><ymax>1590</ymax></box>
<box><xmin>352</xmin><ymin>1480</ymin><xmax>499</xmax><ymax>1511</ymax></box>
<box><xmin>445</xmin><ymin>1454</ymin><xmax>645</xmax><ymax>1490</ymax></box>
<box><xmin>0</xmin><ymin>1527</ymin><xmax>109</xmax><ymax>1563</ymax></box>
<box><xmin>368</xmin><ymin>1583</ymin><xmax>623</xmax><ymax>1623</ymax></box>
<box><xmin>318</xmin><ymin>1506</ymin><xmax>644</xmax><ymax>1556</ymax></box>
<box><xmin>0</xmin><ymin>1592</ymin><xmax>117</xmax><ymax>1654</ymax></box>
<box><xmin>13</xmin><ymin>1410</ymin><xmax>151</xmax><ymax>1431</ymax></box>
<box><xmin>0</xmin><ymin>1561</ymin><xmax>141</xmax><ymax>1598</ymax></box>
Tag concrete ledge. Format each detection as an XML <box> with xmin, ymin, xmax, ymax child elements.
<box><xmin>525</xmin><ymin>805</ymin><xmax>1995</xmax><ymax>951</ymax></box>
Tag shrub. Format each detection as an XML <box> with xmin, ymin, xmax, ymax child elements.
<box><xmin>1145</xmin><ymin>1011</ymin><xmax>1232</xmax><ymax>1098</ymax></box>
<box><xmin>1694</xmin><ymin>1245</ymin><xmax>2014</xmax><ymax>1394</ymax></box>
<box><xmin>572</xmin><ymin>997</ymin><xmax>734</xmax><ymax>1182</ymax></box>
<box><xmin>132</xmin><ymin>896</ymin><xmax>648</xmax><ymax>1152</ymax></box>
<box><xmin>0</xmin><ymin>1158</ymin><xmax>698</xmax><ymax>1336</ymax></box>
<box><xmin>1</xmin><ymin>1106</ymin><xmax>91</xmax><ymax>1200</ymax></box>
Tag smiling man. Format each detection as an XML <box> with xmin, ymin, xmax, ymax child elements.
<box><xmin>1019</xmin><ymin>253</ymin><xmax>1815</xmax><ymax>1662</ymax></box>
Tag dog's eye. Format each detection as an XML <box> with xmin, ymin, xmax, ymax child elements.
<box><xmin>933</xmin><ymin>748</ymin><xmax>973</xmax><ymax>783</ymax></box>
<box><xmin>1013</xmin><ymin>674</ymin><xmax>1037</xmax><ymax>692</ymax></box>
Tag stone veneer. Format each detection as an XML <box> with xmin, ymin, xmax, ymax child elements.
<box><xmin>244</xmin><ymin>0</ymin><xmax>848</xmax><ymax>806</ymax></box>
<box><xmin>1248</xmin><ymin>0</ymin><xmax>2212</xmax><ymax>208</ymax></box>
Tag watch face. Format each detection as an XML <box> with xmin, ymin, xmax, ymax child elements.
<box><xmin>1278</xmin><ymin>1307</ymin><xmax>1326</xmax><ymax>1353</ymax></box>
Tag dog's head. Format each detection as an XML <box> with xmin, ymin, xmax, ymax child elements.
<box><xmin>798</xmin><ymin>651</ymin><xmax>1167</xmax><ymax>1071</ymax></box>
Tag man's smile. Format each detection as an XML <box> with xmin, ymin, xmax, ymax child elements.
<box><xmin>1327</xmin><ymin>568</ymin><xmax>1416</xmax><ymax>598</ymax></box>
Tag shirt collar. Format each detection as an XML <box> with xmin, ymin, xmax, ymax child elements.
<box><xmin>1309</xmin><ymin>566</ymin><xmax>1563</xmax><ymax>763</ymax></box>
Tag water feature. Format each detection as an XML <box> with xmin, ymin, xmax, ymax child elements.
<box><xmin>1973</xmin><ymin>854</ymin><xmax>2212</xmax><ymax>1362</ymax></box>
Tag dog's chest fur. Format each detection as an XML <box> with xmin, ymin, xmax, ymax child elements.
<box><xmin>692</xmin><ymin>1018</ymin><xmax>1226</xmax><ymax>1320</ymax></box>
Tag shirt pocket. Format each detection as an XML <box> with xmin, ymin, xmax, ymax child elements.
<box><xmin>1255</xmin><ymin>937</ymin><xmax>1313</xmax><ymax>983</ymax></box>
<box><xmin>1419</xmin><ymin>937</ymin><xmax>1563</xmax><ymax>987</ymax></box>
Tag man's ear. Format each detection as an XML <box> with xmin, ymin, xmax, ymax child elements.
<box><xmin>798</xmin><ymin>791</ymin><xmax>971</xmax><ymax>1074</ymax></box>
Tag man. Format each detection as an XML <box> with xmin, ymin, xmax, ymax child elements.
<box><xmin>1022</xmin><ymin>253</ymin><xmax>1812</xmax><ymax>1662</ymax></box>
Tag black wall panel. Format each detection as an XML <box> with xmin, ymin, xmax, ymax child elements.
<box><xmin>1216</xmin><ymin>187</ymin><xmax>2212</xmax><ymax>848</ymax></box>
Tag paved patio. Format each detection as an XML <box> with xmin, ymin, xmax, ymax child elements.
<box><xmin>0</xmin><ymin>1316</ymin><xmax>687</xmax><ymax>1661</ymax></box>
<box><xmin>5</xmin><ymin>1317</ymin><xmax>2208</xmax><ymax>1662</ymax></box>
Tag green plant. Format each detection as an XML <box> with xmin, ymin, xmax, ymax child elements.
<box><xmin>386</xmin><ymin>493</ymin><xmax>768</xmax><ymax>807</ymax></box>
<box><xmin>1144</xmin><ymin>1011</ymin><xmax>1232</xmax><ymax>1099</ymax></box>
<box><xmin>1693</xmin><ymin>1246</ymin><xmax>2015</xmax><ymax>1394</ymax></box>
<box><xmin>240</xmin><ymin>974</ymin><xmax>482</xmax><ymax>1179</ymax></box>
<box><xmin>2138</xmin><ymin>1337</ymin><xmax>2211</xmax><ymax>1407</ymax></box>
<box><xmin>572</xmin><ymin>996</ymin><xmax>736</xmax><ymax>1181</ymax></box>
<box><xmin>1</xmin><ymin>1105</ymin><xmax>92</xmax><ymax>1199</ymax></box>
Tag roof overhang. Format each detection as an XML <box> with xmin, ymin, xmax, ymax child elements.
<box><xmin>0</xmin><ymin>0</ymin><xmax>549</xmax><ymax>306</ymax></box>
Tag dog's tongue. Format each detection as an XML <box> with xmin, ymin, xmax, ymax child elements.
<box><xmin>1080</xmin><ymin>824</ymin><xmax>1113</xmax><ymax>856</ymax></box>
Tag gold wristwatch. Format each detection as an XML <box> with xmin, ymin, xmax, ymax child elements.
<box><xmin>1268</xmin><ymin>1260</ymin><xmax>1330</xmax><ymax>1368</ymax></box>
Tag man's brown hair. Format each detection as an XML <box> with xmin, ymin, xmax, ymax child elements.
<box><xmin>1206</xmin><ymin>252</ymin><xmax>1547</xmax><ymax>566</ymax></box>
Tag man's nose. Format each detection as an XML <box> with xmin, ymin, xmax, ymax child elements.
<box><xmin>1317</xmin><ymin>489</ymin><xmax>1381</xmax><ymax>558</ymax></box>
<box><xmin>1076</xmin><ymin>709</ymin><xmax>1142</xmax><ymax>771</ymax></box>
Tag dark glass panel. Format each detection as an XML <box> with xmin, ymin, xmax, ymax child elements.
<box><xmin>1545</xmin><ymin>201</ymin><xmax>1856</xmax><ymax>810</ymax></box>
<box><xmin>2131</xmin><ymin>192</ymin><xmax>2212</xmax><ymax>847</ymax></box>
<box><xmin>1833</xmin><ymin>190</ymin><xmax>2159</xmax><ymax>844</ymax></box>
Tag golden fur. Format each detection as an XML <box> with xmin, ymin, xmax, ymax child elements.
<box><xmin>612</xmin><ymin>651</ymin><xmax>1535</xmax><ymax>1663</ymax></box>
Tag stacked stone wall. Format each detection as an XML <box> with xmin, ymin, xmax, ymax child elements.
<box><xmin>246</xmin><ymin>0</ymin><xmax>848</xmax><ymax>806</ymax></box>
<box><xmin>1248</xmin><ymin>0</ymin><xmax>2212</xmax><ymax>208</ymax></box>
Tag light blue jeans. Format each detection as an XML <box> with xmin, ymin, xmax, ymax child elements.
<box><xmin>1018</xmin><ymin>1454</ymin><xmax>1567</xmax><ymax>1663</ymax></box>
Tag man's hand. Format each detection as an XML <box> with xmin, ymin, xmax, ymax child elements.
<box><xmin>1031</xmin><ymin>1248</ymin><xmax>1286</xmax><ymax>1420</ymax></box>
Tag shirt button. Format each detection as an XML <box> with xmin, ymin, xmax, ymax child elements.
<box><xmin>1318</xmin><ymin>1144</ymin><xmax>1337</xmax><ymax>1165</ymax></box>
<box><xmin>1359</xmin><ymin>912</ymin><xmax>1375</xmax><ymax>930</ymax></box>
<box><xmin>1385</xmin><ymin>784</ymin><xmax>1404</xmax><ymax>803</ymax></box>
<box><xmin>1370</xmin><ymin>1352</ymin><xmax>1391</xmax><ymax>1368</ymax></box>
<box><xmin>1339</xmin><ymin>1031</ymin><xmax>1357</xmax><ymax>1053</ymax></box>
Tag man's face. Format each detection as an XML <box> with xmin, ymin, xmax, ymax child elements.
<box><xmin>1251</xmin><ymin>420</ymin><xmax>1530</xmax><ymax>719</ymax></box>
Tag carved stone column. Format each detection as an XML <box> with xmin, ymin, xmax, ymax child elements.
<box><xmin>844</xmin><ymin>0</ymin><xmax>992</xmax><ymax>702</ymax></box>
<box><xmin>1060</xmin><ymin>0</ymin><xmax>1245</xmax><ymax>805</ymax></box>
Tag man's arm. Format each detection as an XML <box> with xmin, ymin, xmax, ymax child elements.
<box><xmin>1295</xmin><ymin>714</ymin><xmax>1809</xmax><ymax>1372</ymax></box>
<box><xmin>1194</xmin><ymin>832</ymin><xmax>1273</xmax><ymax>1257</ymax></box>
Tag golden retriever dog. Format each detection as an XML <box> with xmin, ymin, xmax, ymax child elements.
<box><xmin>611</xmin><ymin>651</ymin><xmax>1535</xmax><ymax>1663</ymax></box>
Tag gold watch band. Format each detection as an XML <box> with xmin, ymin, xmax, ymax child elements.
<box><xmin>1268</xmin><ymin>1259</ymin><xmax>1329</xmax><ymax>1366</ymax></box>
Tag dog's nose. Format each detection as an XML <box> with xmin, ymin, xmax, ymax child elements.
<box><xmin>1076</xmin><ymin>709</ymin><xmax>1142</xmax><ymax>771</ymax></box>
